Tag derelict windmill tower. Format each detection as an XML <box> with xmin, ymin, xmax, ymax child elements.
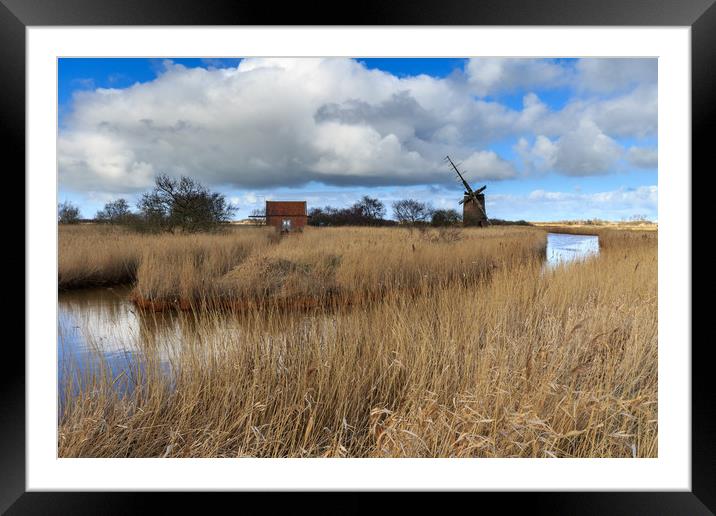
<box><xmin>445</xmin><ymin>155</ymin><xmax>490</xmax><ymax>227</ymax></box>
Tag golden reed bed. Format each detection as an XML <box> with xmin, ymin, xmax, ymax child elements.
<box><xmin>60</xmin><ymin>225</ymin><xmax>547</xmax><ymax>308</ymax></box>
<box><xmin>58</xmin><ymin>225</ymin><xmax>656</xmax><ymax>458</ymax></box>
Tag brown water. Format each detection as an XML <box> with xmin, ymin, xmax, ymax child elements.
<box><xmin>58</xmin><ymin>232</ymin><xmax>599</xmax><ymax>398</ymax></box>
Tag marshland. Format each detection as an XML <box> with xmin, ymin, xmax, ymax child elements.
<box><xmin>58</xmin><ymin>223</ymin><xmax>657</xmax><ymax>458</ymax></box>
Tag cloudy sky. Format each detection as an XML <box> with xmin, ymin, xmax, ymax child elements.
<box><xmin>58</xmin><ymin>57</ymin><xmax>657</xmax><ymax>221</ymax></box>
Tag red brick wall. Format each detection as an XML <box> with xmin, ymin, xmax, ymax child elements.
<box><xmin>266</xmin><ymin>201</ymin><xmax>307</xmax><ymax>231</ymax></box>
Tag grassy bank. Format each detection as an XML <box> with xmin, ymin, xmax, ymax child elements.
<box><xmin>134</xmin><ymin>226</ymin><xmax>546</xmax><ymax>308</ymax></box>
<box><xmin>59</xmin><ymin>225</ymin><xmax>144</xmax><ymax>289</ymax></box>
<box><xmin>533</xmin><ymin>221</ymin><xmax>657</xmax><ymax>231</ymax></box>
<box><xmin>60</xmin><ymin>225</ymin><xmax>547</xmax><ymax>304</ymax></box>
<box><xmin>536</xmin><ymin>224</ymin><xmax>658</xmax><ymax>250</ymax></box>
<box><xmin>58</xmin><ymin>225</ymin><xmax>273</xmax><ymax>290</ymax></box>
<box><xmin>58</xmin><ymin>226</ymin><xmax>656</xmax><ymax>458</ymax></box>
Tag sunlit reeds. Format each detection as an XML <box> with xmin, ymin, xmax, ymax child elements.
<box><xmin>58</xmin><ymin>226</ymin><xmax>656</xmax><ymax>458</ymax></box>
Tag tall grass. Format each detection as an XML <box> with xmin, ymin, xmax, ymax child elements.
<box><xmin>133</xmin><ymin>230</ymin><xmax>271</xmax><ymax>302</ymax></box>
<box><xmin>60</xmin><ymin>225</ymin><xmax>547</xmax><ymax>305</ymax></box>
<box><xmin>172</xmin><ymin>226</ymin><xmax>544</xmax><ymax>306</ymax></box>
<box><xmin>58</xmin><ymin>225</ymin><xmax>144</xmax><ymax>289</ymax></box>
<box><xmin>58</xmin><ymin>225</ymin><xmax>273</xmax><ymax>290</ymax></box>
<box><xmin>58</xmin><ymin>227</ymin><xmax>656</xmax><ymax>458</ymax></box>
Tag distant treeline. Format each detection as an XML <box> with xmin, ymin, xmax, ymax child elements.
<box><xmin>59</xmin><ymin>175</ymin><xmax>236</xmax><ymax>233</ymax></box>
<box><xmin>308</xmin><ymin>196</ymin><xmax>530</xmax><ymax>227</ymax></box>
<box><xmin>307</xmin><ymin>196</ymin><xmax>440</xmax><ymax>227</ymax></box>
<box><xmin>58</xmin><ymin>175</ymin><xmax>532</xmax><ymax>232</ymax></box>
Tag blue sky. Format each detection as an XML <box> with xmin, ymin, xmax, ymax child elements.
<box><xmin>58</xmin><ymin>57</ymin><xmax>657</xmax><ymax>222</ymax></box>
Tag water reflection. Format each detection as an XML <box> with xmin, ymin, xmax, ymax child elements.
<box><xmin>58</xmin><ymin>286</ymin><xmax>180</xmax><ymax>406</ymax></box>
<box><xmin>58</xmin><ymin>286</ymin><xmax>287</xmax><ymax>399</ymax></box>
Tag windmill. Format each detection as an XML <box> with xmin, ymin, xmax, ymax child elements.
<box><xmin>445</xmin><ymin>155</ymin><xmax>490</xmax><ymax>227</ymax></box>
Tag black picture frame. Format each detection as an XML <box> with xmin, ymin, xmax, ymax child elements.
<box><xmin>6</xmin><ymin>0</ymin><xmax>709</xmax><ymax>513</ymax></box>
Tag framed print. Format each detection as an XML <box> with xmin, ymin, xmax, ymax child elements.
<box><xmin>6</xmin><ymin>0</ymin><xmax>711</xmax><ymax>512</ymax></box>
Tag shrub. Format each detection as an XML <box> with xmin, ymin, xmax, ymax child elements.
<box><xmin>58</xmin><ymin>201</ymin><xmax>81</xmax><ymax>224</ymax></box>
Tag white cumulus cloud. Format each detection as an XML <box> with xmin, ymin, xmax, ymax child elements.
<box><xmin>58</xmin><ymin>57</ymin><xmax>658</xmax><ymax>195</ymax></box>
<box><xmin>460</xmin><ymin>150</ymin><xmax>517</xmax><ymax>181</ymax></box>
<box><xmin>465</xmin><ymin>58</ymin><xmax>571</xmax><ymax>97</ymax></box>
<box><xmin>575</xmin><ymin>58</ymin><xmax>657</xmax><ymax>94</ymax></box>
<box><xmin>516</xmin><ymin>120</ymin><xmax>624</xmax><ymax>176</ymax></box>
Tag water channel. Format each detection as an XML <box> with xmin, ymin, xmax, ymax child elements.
<box><xmin>58</xmin><ymin>232</ymin><xmax>600</xmax><ymax>401</ymax></box>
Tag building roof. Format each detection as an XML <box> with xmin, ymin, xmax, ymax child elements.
<box><xmin>265</xmin><ymin>201</ymin><xmax>307</xmax><ymax>217</ymax></box>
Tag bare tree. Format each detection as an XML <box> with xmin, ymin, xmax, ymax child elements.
<box><xmin>392</xmin><ymin>199</ymin><xmax>432</xmax><ymax>225</ymax></box>
<box><xmin>354</xmin><ymin>196</ymin><xmax>386</xmax><ymax>223</ymax></box>
<box><xmin>58</xmin><ymin>201</ymin><xmax>81</xmax><ymax>224</ymax></box>
<box><xmin>95</xmin><ymin>198</ymin><xmax>132</xmax><ymax>224</ymax></box>
<box><xmin>137</xmin><ymin>174</ymin><xmax>237</xmax><ymax>233</ymax></box>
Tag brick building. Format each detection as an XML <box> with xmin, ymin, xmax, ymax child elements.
<box><xmin>265</xmin><ymin>201</ymin><xmax>308</xmax><ymax>232</ymax></box>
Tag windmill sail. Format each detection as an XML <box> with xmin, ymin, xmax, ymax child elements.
<box><xmin>446</xmin><ymin>155</ymin><xmax>475</xmax><ymax>199</ymax></box>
